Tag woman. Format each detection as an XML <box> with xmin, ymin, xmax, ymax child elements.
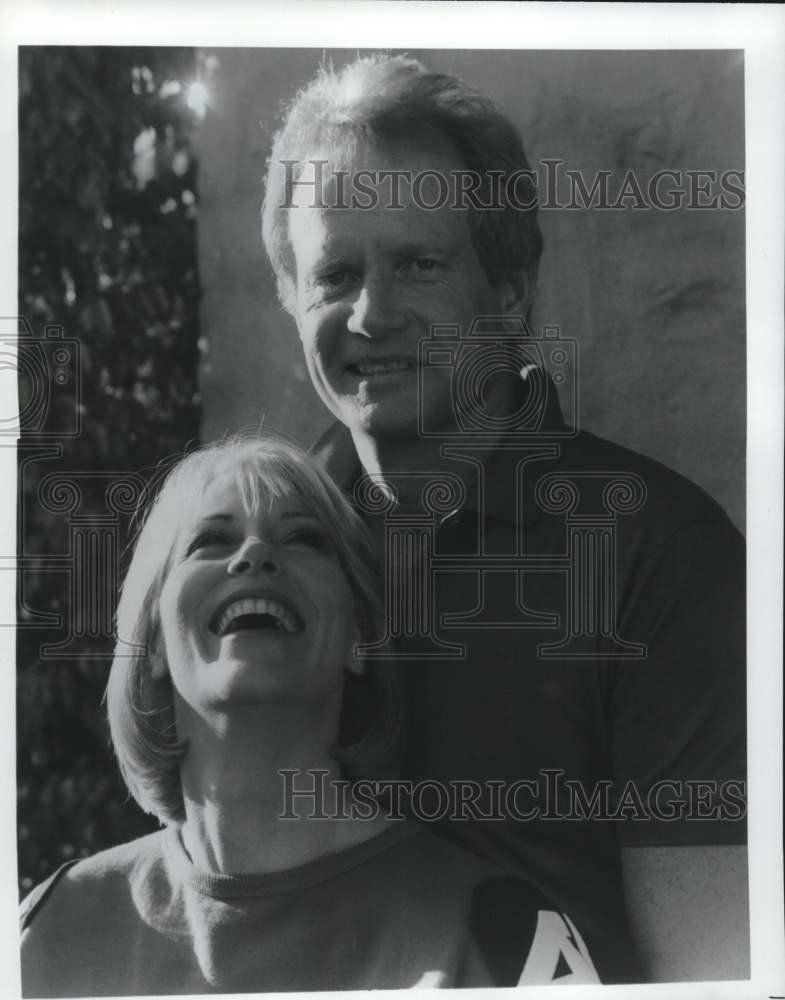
<box><xmin>21</xmin><ymin>437</ymin><xmax>598</xmax><ymax>994</ymax></box>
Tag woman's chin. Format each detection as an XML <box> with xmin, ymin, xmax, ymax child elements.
<box><xmin>193</xmin><ymin>656</ymin><xmax>298</xmax><ymax>709</ymax></box>
<box><xmin>174</xmin><ymin>634</ymin><xmax>347</xmax><ymax>714</ymax></box>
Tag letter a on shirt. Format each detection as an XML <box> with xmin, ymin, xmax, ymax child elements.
<box><xmin>517</xmin><ymin>911</ymin><xmax>601</xmax><ymax>984</ymax></box>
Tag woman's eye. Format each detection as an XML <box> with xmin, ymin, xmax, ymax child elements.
<box><xmin>282</xmin><ymin>527</ymin><xmax>328</xmax><ymax>550</ymax></box>
<box><xmin>186</xmin><ymin>530</ymin><xmax>232</xmax><ymax>555</ymax></box>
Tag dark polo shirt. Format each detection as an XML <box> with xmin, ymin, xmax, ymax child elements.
<box><xmin>313</xmin><ymin>372</ymin><xmax>746</xmax><ymax>984</ymax></box>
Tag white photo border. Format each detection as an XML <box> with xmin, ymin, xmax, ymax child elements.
<box><xmin>1</xmin><ymin>3</ymin><xmax>782</xmax><ymax>999</ymax></box>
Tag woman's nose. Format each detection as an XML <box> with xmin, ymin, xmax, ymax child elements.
<box><xmin>227</xmin><ymin>538</ymin><xmax>278</xmax><ymax>576</ymax></box>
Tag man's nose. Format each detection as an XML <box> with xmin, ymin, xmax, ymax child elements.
<box><xmin>227</xmin><ymin>538</ymin><xmax>279</xmax><ymax>576</ymax></box>
<box><xmin>346</xmin><ymin>271</ymin><xmax>407</xmax><ymax>339</ymax></box>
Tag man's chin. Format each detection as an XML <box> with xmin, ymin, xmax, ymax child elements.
<box><xmin>339</xmin><ymin>400</ymin><xmax>420</xmax><ymax>438</ymax></box>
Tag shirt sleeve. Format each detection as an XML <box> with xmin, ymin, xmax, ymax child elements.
<box><xmin>459</xmin><ymin>877</ymin><xmax>602</xmax><ymax>986</ymax></box>
<box><xmin>608</xmin><ymin>519</ymin><xmax>746</xmax><ymax>846</ymax></box>
<box><xmin>20</xmin><ymin>860</ymin><xmax>78</xmax><ymax>931</ymax></box>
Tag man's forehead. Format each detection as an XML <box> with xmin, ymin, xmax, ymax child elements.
<box><xmin>284</xmin><ymin>134</ymin><xmax>470</xmax><ymax>217</ymax></box>
<box><xmin>295</xmin><ymin>132</ymin><xmax>465</xmax><ymax>180</ymax></box>
<box><xmin>287</xmin><ymin>195</ymin><xmax>468</xmax><ymax>266</ymax></box>
<box><xmin>287</xmin><ymin>150</ymin><xmax>473</xmax><ymax>259</ymax></box>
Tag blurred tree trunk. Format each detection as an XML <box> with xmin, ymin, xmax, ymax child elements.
<box><xmin>17</xmin><ymin>47</ymin><xmax>202</xmax><ymax>895</ymax></box>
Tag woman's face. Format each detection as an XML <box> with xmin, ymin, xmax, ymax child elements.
<box><xmin>154</xmin><ymin>469</ymin><xmax>361</xmax><ymax>715</ymax></box>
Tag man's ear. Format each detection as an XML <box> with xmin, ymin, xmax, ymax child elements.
<box><xmin>499</xmin><ymin>268</ymin><xmax>537</xmax><ymax>321</ymax></box>
<box><xmin>149</xmin><ymin>631</ymin><xmax>169</xmax><ymax>681</ymax></box>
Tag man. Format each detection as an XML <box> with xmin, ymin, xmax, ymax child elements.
<box><xmin>260</xmin><ymin>54</ymin><xmax>747</xmax><ymax>983</ymax></box>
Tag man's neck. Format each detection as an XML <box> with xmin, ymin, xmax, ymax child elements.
<box><xmin>354</xmin><ymin>431</ymin><xmax>447</xmax><ymax>480</ymax></box>
<box><xmin>350</xmin><ymin>374</ymin><xmax>521</xmax><ymax>512</ymax></box>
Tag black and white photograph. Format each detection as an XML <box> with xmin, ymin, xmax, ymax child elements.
<box><xmin>4</xmin><ymin>2</ymin><xmax>783</xmax><ymax>997</ymax></box>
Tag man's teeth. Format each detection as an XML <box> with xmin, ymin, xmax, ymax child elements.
<box><xmin>215</xmin><ymin>598</ymin><xmax>299</xmax><ymax>637</ymax></box>
<box><xmin>354</xmin><ymin>360</ymin><xmax>412</xmax><ymax>375</ymax></box>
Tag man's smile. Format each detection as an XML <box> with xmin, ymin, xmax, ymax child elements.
<box><xmin>345</xmin><ymin>356</ymin><xmax>417</xmax><ymax>378</ymax></box>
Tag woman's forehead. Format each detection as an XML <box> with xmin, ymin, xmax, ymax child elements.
<box><xmin>189</xmin><ymin>463</ymin><xmax>308</xmax><ymax>520</ymax></box>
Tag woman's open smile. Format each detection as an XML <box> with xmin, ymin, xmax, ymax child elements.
<box><xmin>155</xmin><ymin>473</ymin><xmax>360</xmax><ymax>709</ymax></box>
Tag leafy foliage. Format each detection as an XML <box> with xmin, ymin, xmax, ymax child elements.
<box><xmin>17</xmin><ymin>47</ymin><xmax>202</xmax><ymax>895</ymax></box>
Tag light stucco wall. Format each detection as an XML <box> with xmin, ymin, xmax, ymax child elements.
<box><xmin>195</xmin><ymin>49</ymin><xmax>745</xmax><ymax>530</ymax></box>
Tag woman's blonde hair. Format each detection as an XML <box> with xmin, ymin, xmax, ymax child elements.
<box><xmin>106</xmin><ymin>435</ymin><xmax>400</xmax><ymax>825</ymax></box>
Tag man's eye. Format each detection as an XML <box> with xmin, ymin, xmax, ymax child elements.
<box><xmin>186</xmin><ymin>531</ymin><xmax>232</xmax><ymax>555</ymax></box>
<box><xmin>406</xmin><ymin>258</ymin><xmax>442</xmax><ymax>277</ymax></box>
<box><xmin>317</xmin><ymin>269</ymin><xmax>352</xmax><ymax>289</ymax></box>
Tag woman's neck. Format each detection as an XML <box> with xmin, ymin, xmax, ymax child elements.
<box><xmin>175</xmin><ymin>703</ymin><xmax>392</xmax><ymax>875</ymax></box>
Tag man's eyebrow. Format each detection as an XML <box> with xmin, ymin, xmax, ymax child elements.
<box><xmin>396</xmin><ymin>241</ymin><xmax>452</xmax><ymax>257</ymax></box>
<box><xmin>309</xmin><ymin>253</ymin><xmax>350</xmax><ymax>271</ymax></box>
<box><xmin>198</xmin><ymin>513</ymin><xmax>234</xmax><ymax>523</ymax></box>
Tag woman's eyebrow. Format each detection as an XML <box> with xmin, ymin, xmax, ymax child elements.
<box><xmin>280</xmin><ymin>509</ymin><xmax>316</xmax><ymax>521</ymax></box>
<box><xmin>194</xmin><ymin>510</ymin><xmax>317</xmax><ymax>523</ymax></box>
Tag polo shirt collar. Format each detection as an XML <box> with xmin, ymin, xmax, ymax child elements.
<box><xmin>451</xmin><ymin>369</ymin><xmax>567</xmax><ymax>527</ymax></box>
<box><xmin>312</xmin><ymin>368</ymin><xmax>567</xmax><ymax>529</ymax></box>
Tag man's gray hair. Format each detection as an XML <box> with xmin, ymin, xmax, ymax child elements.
<box><xmin>262</xmin><ymin>54</ymin><xmax>542</xmax><ymax>314</ymax></box>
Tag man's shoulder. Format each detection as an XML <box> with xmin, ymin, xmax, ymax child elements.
<box><xmin>561</xmin><ymin>427</ymin><xmax>723</xmax><ymax>505</ymax></box>
<box><xmin>544</xmin><ymin>426</ymin><xmax>739</xmax><ymax>543</ymax></box>
<box><xmin>311</xmin><ymin>416</ymin><xmax>741</xmax><ymax>547</ymax></box>
<box><xmin>389</xmin><ymin>824</ymin><xmax>552</xmax><ymax>912</ymax></box>
<box><xmin>395</xmin><ymin>827</ymin><xmax>599</xmax><ymax>986</ymax></box>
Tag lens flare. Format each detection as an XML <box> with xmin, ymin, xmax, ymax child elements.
<box><xmin>186</xmin><ymin>82</ymin><xmax>209</xmax><ymax>119</ymax></box>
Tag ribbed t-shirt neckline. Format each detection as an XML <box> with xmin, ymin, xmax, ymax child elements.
<box><xmin>162</xmin><ymin>820</ymin><xmax>420</xmax><ymax>900</ymax></box>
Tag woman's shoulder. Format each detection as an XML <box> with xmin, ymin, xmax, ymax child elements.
<box><xmin>20</xmin><ymin>831</ymin><xmax>174</xmax><ymax>997</ymax></box>
<box><xmin>21</xmin><ymin>830</ymin><xmax>167</xmax><ymax>932</ymax></box>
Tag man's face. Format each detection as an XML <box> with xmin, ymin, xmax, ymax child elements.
<box><xmin>288</xmin><ymin>142</ymin><xmax>516</xmax><ymax>439</ymax></box>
